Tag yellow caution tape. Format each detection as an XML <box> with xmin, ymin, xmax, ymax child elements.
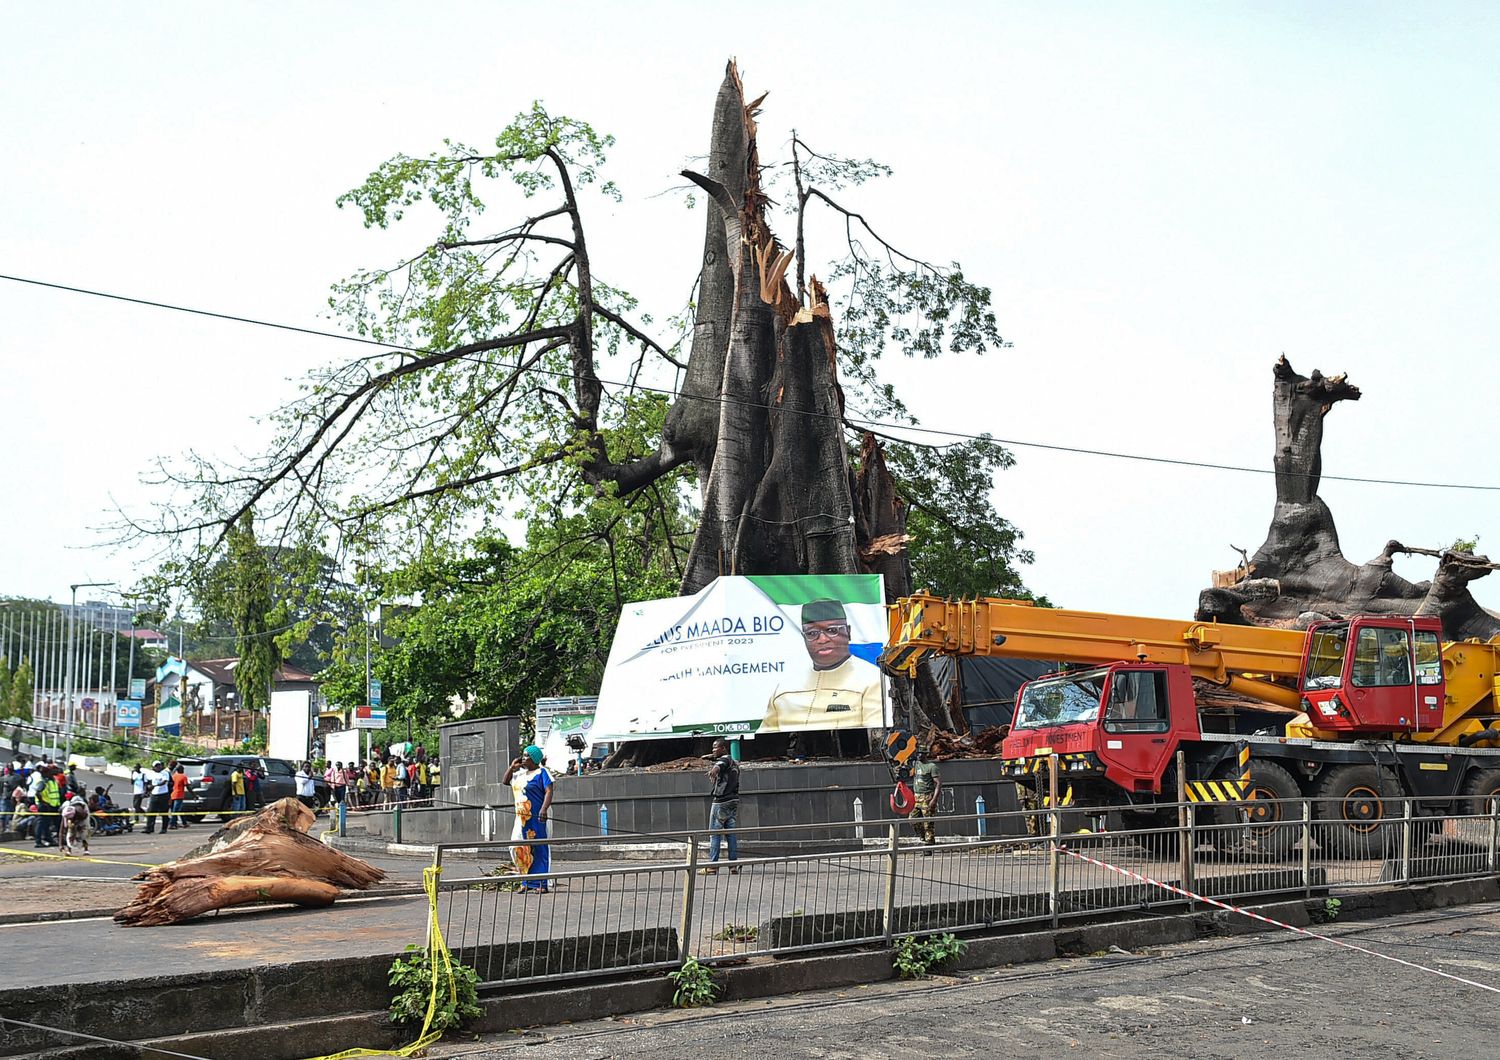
<box><xmin>0</xmin><ymin>845</ymin><xmax>157</xmax><ymax>869</ymax></box>
<box><xmin>299</xmin><ymin>865</ymin><xmax>453</xmax><ymax>1059</ymax></box>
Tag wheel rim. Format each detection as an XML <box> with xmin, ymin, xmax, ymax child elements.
<box><xmin>1246</xmin><ymin>785</ymin><xmax>1284</xmax><ymax>825</ymax></box>
<box><xmin>1340</xmin><ymin>785</ymin><xmax>1384</xmax><ymax>833</ymax></box>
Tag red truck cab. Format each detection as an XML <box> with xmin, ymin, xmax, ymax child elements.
<box><xmin>1298</xmin><ymin>616</ymin><xmax>1446</xmax><ymax>735</ymax></box>
<box><xmin>1001</xmin><ymin>663</ymin><xmax>1200</xmax><ymax>795</ymax></box>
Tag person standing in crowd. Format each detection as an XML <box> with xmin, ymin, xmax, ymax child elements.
<box><xmin>702</xmin><ymin>739</ymin><xmax>741</xmax><ymax>874</ymax></box>
<box><xmin>295</xmin><ymin>762</ymin><xmax>317</xmax><ymax>809</ymax></box>
<box><xmin>0</xmin><ymin>767</ymin><xmax>16</xmax><ymax>832</ymax></box>
<box><xmin>910</xmin><ymin>747</ymin><xmax>942</xmax><ymax>851</ymax></box>
<box><xmin>341</xmin><ymin>762</ymin><xmax>358</xmax><ymax>806</ymax></box>
<box><xmin>380</xmin><ymin>758</ymin><xmax>397</xmax><ymax>808</ymax></box>
<box><xmin>502</xmin><ymin>746</ymin><xmax>553</xmax><ymax>893</ymax></box>
<box><xmin>327</xmin><ymin>761</ymin><xmax>346</xmax><ymax>806</ymax></box>
<box><xmin>229</xmin><ymin>764</ymin><xmax>247</xmax><ymax>814</ymax></box>
<box><xmin>169</xmin><ymin>764</ymin><xmax>191</xmax><ymax>829</ymax></box>
<box><xmin>33</xmin><ymin>766</ymin><xmax>62</xmax><ymax>848</ymax></box>
<box><xmin>130</xmin><ymin>763</ymin><xmax>146</xmax><ymax>825</ymax></box>
<box><xmin>143</xmin><ymin>760</ymin><xmax>171</xmax><ymax>834</ymax></box>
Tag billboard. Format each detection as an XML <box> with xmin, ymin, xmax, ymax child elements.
<box><xmin>269</xmin><ymin>690</ymin><xmax>312</xmax><ymax>762</ymax></box>
<box><xmin>116</xmin><ymin>700</ymin><xmax>142</xmax><ymax>728</ymax></box>
<box><xmin>354</xmin><ymin>705</ymin><xmax>388</xmax><ymax>730</ymax></box>
<box><xmin>592</xmin><ymin>574</ymin><xmax>889</xmax><ymax>740</ymax></box>
<box><xmin>326</xmin><ymin>727</ymin><xmax>361</xmax><ymax>766</ymax></box>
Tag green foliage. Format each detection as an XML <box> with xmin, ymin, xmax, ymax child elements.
<box><xmin>882</xmin><ymin>438</ymin><xmax>1047</xmax><ymax>601</ymax></box>
<box><xmin>1323</xmin><ymin>897</ymin><xmax>1343</xmax><ymax>922</ymax></box>
<box><xmin>225</xmin><ymin>513</ymin><xmax>281</xmax><ymax>713</ymax></box>
<box><xmin>388</xmin><ymin>943</ymin><xmax>481</xmax><ymax>1031</ymax></box>
<box><xmin>69</xmin><ymin>730</ymin><xmax>108</xmax><ymax>757</ymax></box>
<box><xmin>7</xmin><ymin>658</ymin><xmax>32</xmax><ymax>722</ymax></box>
<box><xmin>321</xmin><ymin>491</ymin><xmax>683</xmax><ymax>727</ymax></box>
<box><xmin>667</xmin><ymin>956</ymin><xmax>718</xmax><ymax>1008</ymax></box>
<box><xmin>1451</xmin><ymin>535</ymin><xmax>1481</xmax><ymax>554</ymax></box>
<box><xmin>247</xmin><ymin>718</ymin><xmax>268</xmax><ymax>754</ymax></box>
<box><xmin>711</xmin><ymin>923</ymin><xmax>759</xmax><ymax>942</ymax></box>
<box><xmin>0</xmin><ymin>657</ymin><xmax>10</xmax><ymax>721</ymax></box>
<box><xmin>893</xmin><ymin>932</ymin><xmax>966</xmax><ymax>979</ymax></box>
<box><xmin>149</xmin><ymin>734</ymin><xmax>214</xmax><ymax>762</ymax></box>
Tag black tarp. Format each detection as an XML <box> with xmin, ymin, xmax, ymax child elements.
<box><xmin>929</xmin><ymin>655</ymin><xmax>1059</xmax><ymax>731</ymax></box>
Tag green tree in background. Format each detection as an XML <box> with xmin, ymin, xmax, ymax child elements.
<box><xmin>226</xmin><ymin>513</ymin><xmax>282</xmax><ymax>713</ymax></box>
<box><xmin>9</xmin><ymin>657</ymin><xmax>34</xmax><ymax>722</ymax></box>
<box><xmin>885</xmin><ymin>437</ymin><xmax>1049</xmax><ymax>603</ymax></box>
<box><xmin>321</xmin><ymin>486</ymin><xmax>684</xmax><ymax>729</ymax></box>
<box><xmin>0</xmin><ymin>657</ymin><xmax>11</xmax><ymax>721</ymax></box>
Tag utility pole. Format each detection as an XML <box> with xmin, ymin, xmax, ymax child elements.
<box><xmin>364</xmin><ymin>589</ymin><xmax>373</xmax><ymax>766</ymax></box>
<box><xmin>65</xmin><ymin>582</ymin><xmax>112</xmax><ymax>763</ymax></box>
<box><xmin>109</xmin><ymin>607</ymin><xmax>119</xmax><ymax>729</ymax></box>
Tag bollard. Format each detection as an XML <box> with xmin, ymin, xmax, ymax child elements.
<box><xmin>600</xmin><ymin>803</ymin><xmax>609</xmax><ymax>837</ymax></box>
<box><xmin>853</xmin><ymin>796</ymin><xmax>865</xmax><ymax>841</ymax></box>
<box><xmin>481</xmin><ymin>804</ymin><xmax>493</xmax><ymax>842</ymax></box>
<box><xmin>393</xmin><ymin>804</ymin><xmax>403</xmax><ymax>845</ymax></box>
<box><xmin>338</xmin><ymin>800</ymin><xmax>347</xmax><ymax>838</ymax></box>
<box><xmin>976</xmin><ymin>794</ymin><xmax>987</xmax><ymax>837</ymax></box>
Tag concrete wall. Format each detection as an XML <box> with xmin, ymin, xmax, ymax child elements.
<box><xmin>359</xmin><ymin>757</ymin><xmax>1026</xmax><ymax>846</ymax></box>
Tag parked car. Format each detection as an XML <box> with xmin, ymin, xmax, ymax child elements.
<box><xmin>180</xmin><ymin>755</ymin><xmax>331</xmax><ymax>820</ymax></box>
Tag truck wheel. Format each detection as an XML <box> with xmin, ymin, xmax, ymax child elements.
<box><xmin>1460</xmin><ymin>767</ymin><xmax>1500</xmax><ymax>817</ymax></box>
<box><xmin>1213</xmin><ymin>760</ymin><xmax>1300</xmax><ymax>858</ymax></box>
<box><xmin>1313</xmin><ymin>764</ymin><xmax>1400</xmax><ymax>859</ymax></box>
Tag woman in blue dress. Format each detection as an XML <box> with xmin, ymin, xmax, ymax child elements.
<box><xmin>502</xmin><ymin>745</ymin><xmax>554</xmax><ymax>893</ymax></box>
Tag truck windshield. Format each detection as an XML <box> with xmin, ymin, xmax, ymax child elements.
<box><xmin>1013</xmin><ymin>669</ymin><xmax>1108</xmax><ymax>729</ymax></box>
<box><xmin>1303</xmin><ymin>624</ymin><xmax>1349</xmax><ymax>690</ymax></box>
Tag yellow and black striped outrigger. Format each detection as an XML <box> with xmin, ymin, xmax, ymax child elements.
<box><xmin>1185</xmin><ymin>744</ymin><xmax>1254</xmax><ymax>803</ymax></box>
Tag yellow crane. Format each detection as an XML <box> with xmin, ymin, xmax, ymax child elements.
<box><xmin>881</xmin><ymin>593</ymin><xmax>1500</xmax><ymax>854</ymax></box>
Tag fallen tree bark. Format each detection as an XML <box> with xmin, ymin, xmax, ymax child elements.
<box><xmin>115</xmin><ymin>797</ymin><xmax>385</xmax><ymax>927</ymax></box>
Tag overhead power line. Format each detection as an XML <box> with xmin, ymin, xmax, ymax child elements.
<box><xmin>4</xmin><ymin>271</ymin><xmax>1497</xmax><ymax>492</ymax></box>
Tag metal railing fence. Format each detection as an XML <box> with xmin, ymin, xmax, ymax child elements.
<box><xmin>429</xmin><ymin>795</ymin><xmax>1500</xmax><ymax>990</ymax></box>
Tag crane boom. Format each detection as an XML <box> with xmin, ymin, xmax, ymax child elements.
<box><xmin>882</xmin><ymin>593</ymin><xmax>1310</xmax><ymax>710</ymax></box>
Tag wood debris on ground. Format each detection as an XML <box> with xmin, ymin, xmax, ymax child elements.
<box><xmin>114</xmin><ymin>797</ymin><xmax>385</xmax><ymax>927</ymax></box>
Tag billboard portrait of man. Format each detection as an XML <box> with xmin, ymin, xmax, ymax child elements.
<box><xmin>762</xmin><ymin>599</ymin><xmax>885</xmax><ymax>731</ymax></box>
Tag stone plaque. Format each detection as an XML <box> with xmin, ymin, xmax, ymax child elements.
<box><xmin>448</xmin><ymin>732</ymin><xmax>486</xmax><ymax>767</ymax></box>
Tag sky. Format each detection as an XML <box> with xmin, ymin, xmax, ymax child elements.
<box><xmin>2</xmin><ymin>1</ymin><xmax>1498</xmax><ymax>621</ymax></box>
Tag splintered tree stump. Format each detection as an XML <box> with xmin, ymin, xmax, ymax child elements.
<box><xmin>114</xmin><ymin>797</ymin><xmax>385</xmax><ymax>927</ymax></box>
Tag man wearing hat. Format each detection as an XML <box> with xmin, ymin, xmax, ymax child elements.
<box><xmin>762</xmin><ymin>599</ymin><xmax>884</xmax><ymax>731</ymax></box>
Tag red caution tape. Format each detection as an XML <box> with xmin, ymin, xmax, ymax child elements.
<box><xmin>1056</xmin><ymin>842</ymin><xmax>1500</xmax><ymax>995</ymax></box>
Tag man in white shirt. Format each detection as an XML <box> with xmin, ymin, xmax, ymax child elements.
<box><xmin>130</xmin><ymin>765</ymin><xmax>146</xmax><ymax>824</ymax></box>
<box><xmin>295</xmin><ymin>763</ymin><xmax>317</xmax><ymax>809</ymax></box>
<box><xmin>143</xmin><ymin>761</ymin><xmax>171</xmax><ymax>834</ymax></box>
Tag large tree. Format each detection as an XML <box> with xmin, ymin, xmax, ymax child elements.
<box><xmin>147</xmin><ymin>63</ymin><xmax>1042</xmax><ymax>737</ymax></box>
<box><xmin>1198</xmin><ymin>356</ymin><xmax>1499</xmax><ymax>639</ymax></box>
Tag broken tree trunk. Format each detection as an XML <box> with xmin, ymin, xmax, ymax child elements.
<box><xmin>114</xmin><ymin>798</ymin><xmax>386</xmax><ymax>926</ymax></box>
<box><xmin>1197</xmin><ymin>356</ymin><xmax>1499</xmax><ymax>640</ymax></box>
<box><xmin>608</xmin><ymin>64</ymin><xmax>947</xmax><ymax>765</ymax></box>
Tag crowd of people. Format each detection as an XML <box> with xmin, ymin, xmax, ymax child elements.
<box><xmin>317</xmin><ymin>751</ymin><xmax>442</xmax><ymax>809</ymax></box>
<box><xmin>3</xmin><ymin>756</ymin><xmax>131</xmax><ymax>854</ymax></box>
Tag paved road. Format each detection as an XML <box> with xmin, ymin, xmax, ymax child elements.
<box><xmin>429</xmin><ymin>904</ymin><xmax>1500</xmax><ymax>1059</ymax></box>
